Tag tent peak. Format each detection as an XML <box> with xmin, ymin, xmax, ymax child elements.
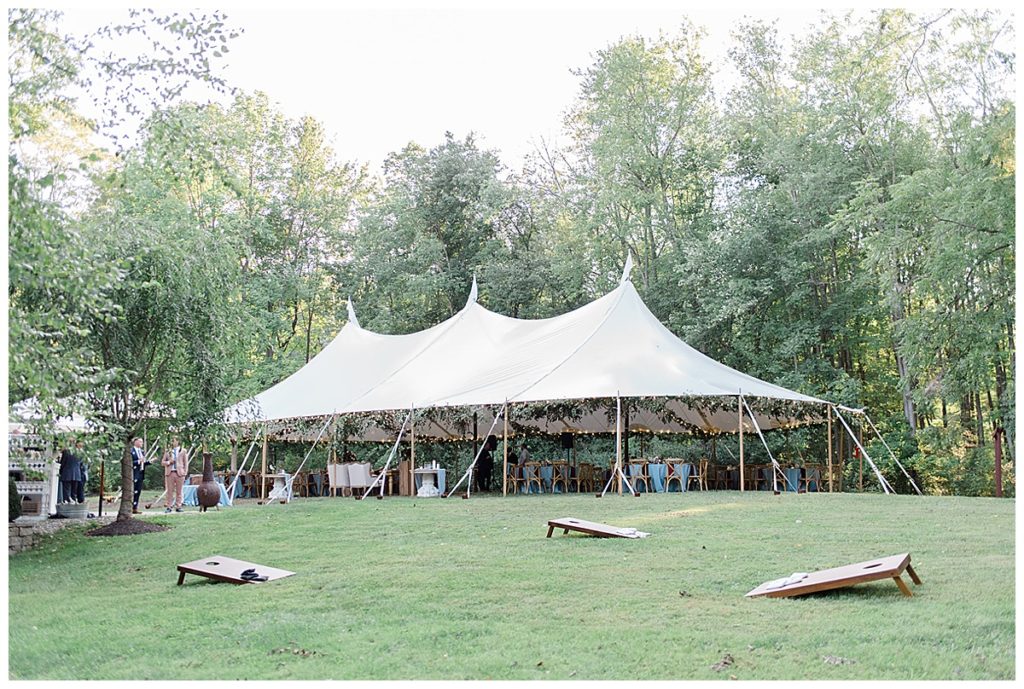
<box><xmin>620</xmin><ymin>253</ymin><xmax>634</xmax><ymax>285</ymax></box>
<box><xmin>466</xmin><ymin>274</ymin><xmax>478</xmax><ymax>306</ymax></box>
<box><xmin>346</xmin><ymin>297</ymin><xmax>360</xmax><ymax>329</ymax></box>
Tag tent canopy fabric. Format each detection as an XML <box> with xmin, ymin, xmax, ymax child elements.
<box><xmin>226</xmin><ymin>280</ymin><xmax>826</xmax><ymax>432</ymax></box>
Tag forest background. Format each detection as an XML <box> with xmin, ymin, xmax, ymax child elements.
<box><xmin>8</xmin><ymin>8</ymin><xmax>1015</xmax><ymax>498</ymax></box>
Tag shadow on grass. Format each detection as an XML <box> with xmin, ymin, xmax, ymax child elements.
<box><xmin>769</xmin><ymin>584</ymin><xmax>917</xmax><ymax>601</ymax></box>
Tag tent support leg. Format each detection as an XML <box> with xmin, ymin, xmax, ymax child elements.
<box><xmin>862</xmin><ymin>411</ymin><xmax>923</xmax><ymax>496</ymax></box>
<box><xmin>502</xmin><ymin>400</ymin><xmax>509</xmax><ymax>497</ymax></box>
<box><xmin>738</xmin><ymin>395</ymin><xmax>745</xmax><ymax>492</ymax></box>
<box><xmin>833</xmin><ymin>407</ymin><xmax>893</xmax><ymax>494</ymax></box>
<box><xmin>410</xmin><ymin>405</ymin><xmax>416</xmax><ymax>496</ymax></box>
<box><xmin>827</xmin><ymin>406</ymin><xmax>834</xmax><ymax>493</ymax></box>
<box><xmin>741</xmin><ymin>396</ymin><xmax>794</xmax><ymax>493</ymax></box>
<box><xmin>447</xmin><ymin>407</ymin><xmax>504</xmax><ymax>498</ymax></box>
<box><xmin>615</xmin><ymin>395</ymin><xmax>623</xmax><ymax>496</ymax></box>
<box><xmin>260</xmin><ymin>433</ymin><xmax>268</xmax><ymax>504</ymax></box>
<box><xmin>360</xmin><ymin>411</ymin><xmax>411</xmax><ymax>501</ymax></box>
<box><xmin>599</xmin><ymin>463</ymin><xmax>636</xmax><ymax>498</ymax></box>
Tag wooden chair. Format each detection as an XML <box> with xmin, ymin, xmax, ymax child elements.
<box><xmin>293</xmin><ymin>471</ymin><xmax>308</xmax><ymax>498</ymax></box>
<box><xmin>801</xmin><ymin>465</ymin><xmax>823</xmax><ymax>493</ymax></box>
<box><xmin>688</xmin><ymin>459</ymin><xmax>708</xmax><ymax>491</ymax></box>
<box><xmin>246</xmin><ymin>472</ymin><xmax>261</xmax><ymax>498</ymax></box>
<box><xmin>551</xmin><ymin>462</ymin><xmax>570</xmax><ymax>493</ymax></box>
<box><xmin>627</xmin><ymin>461</ymin><xmax>650</xmax><ymax>493</ymax></box>
<box><xmin>571</xmin><ymin>463</ymin><xmax>592</xmax><ymax>493</ymax></box>
<box><xmin>522</xmin><ymin>462</ymin><xmax>543</xmax><ymax>494</ymax></box>
<box><xmin>711</xmin><ymin>465</ymin><xmax>729</xmax><ymax>490</ymax></box>
<box><xmin>664</xmin><ymin>460</ymin><xmax>686</xmax><ymax>492</ymax></box>
<box><xmin>505</xmin><ymin>463</ymin><xmax>523</xmax><ymax>494</ymax></box>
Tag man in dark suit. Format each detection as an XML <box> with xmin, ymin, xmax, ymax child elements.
<box><xmin>58</xmin><ymin>440</ymin><xmax>83</xmax><ymax>503</ymax></box>
<box><xmin>475</xmin><ymin>435</ymin><xmax>497</xmax><ymax>492</ymax></box>
<box><xmin>75</xmin><ymin>440</ymin><xmax>88</xmax><ymax>504</ymax></box>
<box><xmin>131</xmin><ymin>437</ymin><xmax>149</xmax><ymax>513</ymax></box>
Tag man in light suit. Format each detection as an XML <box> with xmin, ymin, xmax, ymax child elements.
<box><xmin>161</xmin><ymin>437</ymin><xmax>188</xmax><ymax>513</ymax></box>
<box><xmin>131</xmin><ymin>437</ymin><xmax>149</xmax><ymax>513</ymax></box>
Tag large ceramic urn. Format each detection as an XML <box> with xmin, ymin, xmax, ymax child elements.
<box><xmin>197</xmin><ymin>453</ymin><xmax>220</xmax><ymax>511</ymax></box>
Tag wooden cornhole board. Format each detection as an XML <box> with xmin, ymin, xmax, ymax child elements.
<box><xmin>746</xmin><ymin>552</ymin><xmax>921</xmax><ymax>598</ymax></box>
<box><xmin>546</xmin><ymin>517</ymin><xmax>649</xmax><ymax>539</ymax></box>
<box><xmin>176</xmin><ymin>555</ymin><xmax>295</xmax><ymax>586</ymax></box>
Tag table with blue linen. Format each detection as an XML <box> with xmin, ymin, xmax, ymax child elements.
<box><xmin>538</xmin><ymin>465</ymin><xmax>568</xmax><ymax>493</ymax></box>
<box><xmin>181</xmin><ymin>481</ymin><xmax>231</xmax><ymax>507</ymax></box>
<box><xmin>414</xmin><ymin>468</ymin><xmax>446</xmax><ymax>495</ymax></box>
<box><xmin>784</xmin><ymin>467</ymin><xmax>801</xmax><ymax>492</ymax></box>
<box><xmin>647</xmin><ymin>463</ymin><xmax>667</xmax><ymax>492</ymax></box>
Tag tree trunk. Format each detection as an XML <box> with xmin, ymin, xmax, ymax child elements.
<box><xmin>117</xmin><ymin>437</ymin><xmax>135</xmax><ymax>522</ymax></box>
<box><xmin>974</xmin><ymin>393</ymin><xmax>985</xmax><ymax>447</ymax></box>
<box><xmin>889</xmin><ymin>273</ymin><xmax>916</xmax><ymax>435</ymax></box>
<box><xmin>305</xmin><ymin>304</ymin><xmax>315</xmax><ymax>363</ymax></box>
<box><xmin>894</xmin><ymin>349</ymin><xmax>916</xmax><ymax>435</ymax></box>
<box><xmin>993</xmin><ymin>427</ymin><xmax>1003</xmax><ymax>498</ymax></box>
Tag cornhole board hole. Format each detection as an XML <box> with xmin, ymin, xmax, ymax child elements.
<box><xmin>745</xmin><ymin>552</ymin><xmax>921</xmax><ymax>598</ymax></box>
<box><xmin>176</xmin><ymin>555</ymin><xmax>295</xmax><ymax>586</ymax></box>
<box><xmin>546</xmin><ymin>517</ymin><xmax>649</xmax><ymax>539</ymax></box>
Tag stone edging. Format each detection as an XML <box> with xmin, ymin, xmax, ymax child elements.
<box><xmin>8</xmin><ymin>516</ymin><xmax>115</xmax><ymax>554</ymax></box>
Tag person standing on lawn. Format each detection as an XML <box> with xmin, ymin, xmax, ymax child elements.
<box><xmin>58</xmin><ymin>439</ymin><xmax>83</xmax><ymax>503</ymax></box>
<box><xmin>131</xmin><ymin>437</ymin><xmax>150</xmax><ymax>513</ymax></box>
<box><xmin>161</xmin><ymin>437</ymin><xmax>188</xmax><ymax>513</ymax></box>
<box><xmin>75</xmin><ymin>439</ymin><xmax>88</xmax><ymax>504</ymax></box>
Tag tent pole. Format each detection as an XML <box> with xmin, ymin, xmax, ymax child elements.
<box><xmin>230</xmin><ymin>437</ymin><xmax>237</xmax><ymax>474</ymax></box>
<box><xmin>858</xmin><ymin>423</ymin><xmax>864</xmax><ymax>492</ymax></box>
<box><xmin>738</xmin><ymin>395</ymin><xmax>745</xmax><ymax>492</ymax></box>
<box><xmin>838</xmin><ymin>417</ymin><xmax>844</xmax><ymax>493</ymax></box>
<box><xmin>616</xmin><ymin>395</ymin><xmax>623</xmax><ymax>496</ymax></box>
<box><xmin>410</xmin><ymin>406</ymin><xmax>416</xmax><ymax>497</ymax></box>
<box><xmin>502</xmin><ymin>400</ymin><xmax>509</xmax><ymax>497</ymax></box>
<box><xmin>624</xmin><ymin>401</ymin><xmax>630</xmax><ymax>462</ymax></box>
<box><xmin>827</xmin><ymin>405</ymin><xmax>834</xmax><ymax>493</ymax></box>
<box><xmin>260</xmin><ymin>432</ymin><xmax>268</xmax><ymax>504</ymax></box>
<box><xmin>331</xmin><ymin>420</ymin><xmax>338</xmax><ymax>497</ymax></box>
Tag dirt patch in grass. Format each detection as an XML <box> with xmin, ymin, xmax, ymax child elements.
<box><xmin>86</xmin><ymin>518</ymin><xmax>170</xmax><ymax>537</ymax></box>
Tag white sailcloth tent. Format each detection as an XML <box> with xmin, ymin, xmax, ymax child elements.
<box><xmin>227</xmin><ymin>278</ymin><xmax>824</xmax><ymax>423</ymax></box>
<box><xmin>226</xmin><ymin>265</ymin><xmax>915</xmax><ymax>497</ymax></box>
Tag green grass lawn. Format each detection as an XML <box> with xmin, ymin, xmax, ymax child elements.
<box><xmin>8</xmin><ymin>490</ymin><xmax>1015</xmax><ymax>680</ymax></box>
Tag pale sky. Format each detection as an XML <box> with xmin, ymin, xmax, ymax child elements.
<box><xmin>57</xmin><ymin>5</ymin><xmax>834</xmax><ymax>170</ymax></box>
